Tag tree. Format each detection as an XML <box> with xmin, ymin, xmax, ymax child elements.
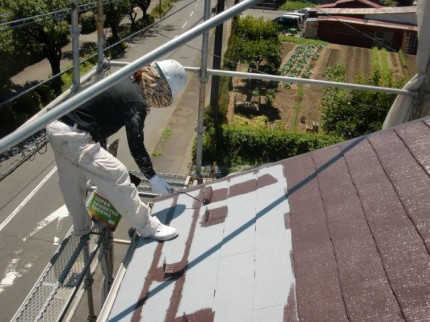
<box><xmin>233</xmin><ymin>16</ymin><xmax>281</xmax><ymax>71</ymax></box>
<box><xmin>0</xmin><ymin>30</ymin><xmax>17</xmax><ymax>86</ymax></box>
<box><xmin>5</xmin><ymin>0</ymin><xmax>70</xmax><ymax>94</ymax></box>
<box><xmin>134</xmin><ymin>0</ymin><xmax>152</xmax><ymax>21</ymax></box>
<box><xmin>321</xmin><ymin>64</ymin><xmax>406</xmax><ymax>140</ymax></box>
<box><xmin>233</xmin><ymin>16</ymin><xmax>282</xmax><ymax>106</ymax></box>
<box><xmin>104</xmin><ymin>0</ymin><xmax>131</xmax><ymax>41</ymax></box>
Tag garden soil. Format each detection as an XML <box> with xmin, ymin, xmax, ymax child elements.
<box><xmin>229</xmin><ymin>43</ymin><xmax>417</xmax><ymax>132</ymax></box>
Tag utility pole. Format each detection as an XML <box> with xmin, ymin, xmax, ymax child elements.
<box><xmin>70</xmin><ymin>0</ymin><xmax>81</xmax><ymax>92</ymax></box>
<box><xmin>195</xmin><ymin>0</ymin><xmax>212</xmax><ymax>177</ymax></box>
<box><xmin>210</xmin><ymin>0</ymin><xmax>225</xmax><ymax>128</ymax></box>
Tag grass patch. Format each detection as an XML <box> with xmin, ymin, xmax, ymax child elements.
<box><xmin>293</xmin><ymin>86</ymin><xmax>304</xmax><ymax>129</ymax></box>
<box><xmin>161</xmin><ymin>127</ymin><xmax>172</xmax><ymax>139</ymax></box>
<box><xmin>279</xmin><ymin>35</ymin><xmax>327</xmax><ymax>47</ymax></box>
<box><xmin>151</xmin><ymin>150</ymin><xmax>162</xmax><ymax>157</ymax></box>
<box><xmin>399</xmin><ymin>50</ymin><xmax>408</xmax><ymax>69</ymax></box>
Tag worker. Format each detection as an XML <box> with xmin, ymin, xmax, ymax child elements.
<box><xmin>46</xmin><ymin>60</ymin><xmax>187</xmax><ymax>241</ymax></box>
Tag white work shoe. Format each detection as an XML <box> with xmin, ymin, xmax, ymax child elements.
<box><xmin>148</xmin><ymin>223</ymin><xmax>178</xmax><ymax>241</ymax></box>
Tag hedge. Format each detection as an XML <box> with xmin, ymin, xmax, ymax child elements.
<box><xmin>204</xmin><ymin>123</ymin><xmax>342</xmax><ymax>166</ymax></box>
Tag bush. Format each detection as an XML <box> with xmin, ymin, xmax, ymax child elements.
<box><xmin>151</xmin><ymin>0</ymin><xmax>173</xmax><ymax>18</ymax></box>
<box><xmin>61</xmin><ymin>61</ymin><xmax>96</xmax><ymax>90</ymax></box>
<box><xmin>203</xmin><ymin>123</ymin><xmax>342</xmax><ymax>167</ymax></box>
<box><xmin>105</xmin><ymin>36</ymin><xmax>128</xmax><ymax>58</ymax></box>
<box><xmin>80</xmin><ymin>11</ymin><xmax>97</xmax><ymax>34</ymax></box>
<box><xmin>0</xmin><ymin>88</ymin><xmax>43</xmax><ymax>137</ymax></box>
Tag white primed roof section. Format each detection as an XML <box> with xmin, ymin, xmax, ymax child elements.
<box><xmin>106</xmin><ymin>163</ymin><xmax>294</xmax><ymax>321</ymax></box>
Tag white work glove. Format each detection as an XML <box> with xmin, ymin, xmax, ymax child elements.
<box><xmin>149</xmin><ymin>174</ymin><xmax>173</xmax><ymax>195</ymax></box>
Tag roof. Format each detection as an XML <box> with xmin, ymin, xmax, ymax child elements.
<box><xmin>312</xmin><ymin>6</ymin><xmax>417</xmax><ymax>15</ymax></box>
<box><xmin>317</xmin><ymin>15</ymin><xmax>418</xmax><ymax>31</ymax></box>
<box><xmin>103</xmin><ymin>117</ymin><xmax>430</xmax><ymax>321</ymax></box>
<box><xmin>317</xmin><ymin>0</ymin><xmax>383</xmax><ymax>9</ymax></box>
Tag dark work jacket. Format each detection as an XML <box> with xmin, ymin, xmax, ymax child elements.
<box><xmin>60</xmin><ymin>77</ymin><xmax>156</xmax><ymax>179</ymax></box>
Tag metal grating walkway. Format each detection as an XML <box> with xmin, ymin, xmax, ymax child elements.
<box><xmin>11</xmin><ymin>227</ymin><xmax>106</xmax><ymax>322</ymax></box>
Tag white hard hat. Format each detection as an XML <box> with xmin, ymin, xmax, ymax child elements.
<box><xmin>153</xmin><ymin>60</ymin><xmax>187</xmax><ymax>99</ymax></box>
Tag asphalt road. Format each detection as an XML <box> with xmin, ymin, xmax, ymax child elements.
<box><xmin>0</xmin><ymin>0</ymin><xmax>218</xmax><ymax>320</ymax></box>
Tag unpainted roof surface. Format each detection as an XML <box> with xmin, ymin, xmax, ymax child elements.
<box><xmin>106</xmin><ymin>117</ymin><xmax>430</xmax><ymax>322</ymax></box>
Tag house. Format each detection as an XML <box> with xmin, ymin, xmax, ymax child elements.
<box><xmin>305</xmin><ymin>5</ymin><xmax>418</xmax><ymax>53</ymax></box>
<box><xmin>100</xmin><ymin>116</ymin><xmax>430</xmax><ymax>321</ymax></box>
<box><xmin>316</xmin><ymin>0</ymin><xmax>383</xmax><ymax>9</ymax></box>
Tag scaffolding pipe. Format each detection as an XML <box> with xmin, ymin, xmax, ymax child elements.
<box><xmin>110</xmin><ymin>61</ymin><xmax>415</xmax><ymax>96</ymax></box>
<box><xmin>186</xmin><ymin>67</ymin><xmax>417</xmax><ymax>96</ymax></box>
<box><xmin>0</xmin><ymin>0</ymin><xmax>262</xmax><ymax>155</ymax></box>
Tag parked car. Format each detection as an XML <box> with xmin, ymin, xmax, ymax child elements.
<box><xmin>284</xmin><ymin>11</ymin><xmax>306</xmax><ymax>25</ymax></box>
<box><xmin>273</xmin><ymin>15</ymin><xmax>301</xmax><ymax>31</ymax></box>
<box><xmin>296</xmin><ymin>7</ymin><xmax>311</xmax><ymax>19</ymax></box>
<box><xmin>283</xmin><ymin>12</ymin><xmax>306</xmax><ymax>28</ymax></box>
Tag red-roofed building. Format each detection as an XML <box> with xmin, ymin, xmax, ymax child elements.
<box><xmin>317</xmin><ymin>0</ymin><xmax>383</xmax><ymax>9</ymax></box>
<box><xmin>305</xmin><ymin>6</ymin><xmax>418</xmax><ymax>54</ymax></box>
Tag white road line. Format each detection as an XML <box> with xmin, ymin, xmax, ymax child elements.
<box><xmin>53</xmin><ymin>205</ymin><xmax>69</xmax><ymax>245</ymax></box>
<box><xmin>0</xmin><ymin>255</ymin><xmax>21</xmax><ymax>294</ymax></box>
<box><xmin>190</xmin><ymin>11</ymin><xmax>194</xmax><ymax>17</ymax></box>
<box><xmin>0</xmin><ymin>166</ymin><xmax>57</xmax><ymax>232</ymax></box>
<box><xmin>0</xmin><ymin>250</ymin><xmax>33</xmax><ymax>294</ymax></box>
<box><xmin>182</xmin><ymin>21</ymin><xmax>188</xmax><ymax>29</ymax></box>
<box><xmin>22</xmin><ymin>205</ymin><xmax>68</xmax><ymax>243</ymax></box>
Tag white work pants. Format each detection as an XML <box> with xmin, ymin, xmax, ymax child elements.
<box><xmin>46</xmin><ymin>121</ymin><xmax>159</xmax><ymax>236</ymax></box>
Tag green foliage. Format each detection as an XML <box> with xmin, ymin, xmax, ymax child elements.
<box><xmin>104</xmin><ymin>0</ymin><xmax>132</xmax><ymax>40</ymax></box>
<box><xmin>60</xmin><ymin>61</ymin><xmax>95</xmax><ymax>90</ymax></box>
<box><xmin>0</xmin><ymin>83</ymin><xmax>55</xmax><ymax>137</ymax></box>
<box><xmin>203</xmin><ymin>122</ymin><xmax>342</xmax><ymax>166</ymax></box>
<box><xmin>80</xmin><ymin>11</ymin><xmax>97</xmax><ymax>34</ymax></box>
<box><xmin>293</xmin><ymin>86</ymin><xmax>304</xmax><ymax>129</ymax></box>
<box><xmin>0</xmin><ymin>30</ymin><xmax>17</xmax><ymax>83</ymax></box>
<box><xmin>380</xmin><ymin>0</ymin><xmax>399</xmax><ymax>6</ymax></box>
<box><xmin>234</xmin><ymin>15</ymin><xmax>279</xmax><ymax>42</ymax></box>
<box><xmin>279</xmin><ymin>35</ymin><xmax>327</xmax><ymax>47</ymax></box>
<box><xmin>151</xmin><ymin>0</ymin><xmax>173</xmax><ymax>18</ymax></box>
<box><xmin>105</xmin><ymin>36</ymin><xmax>128</xmax><ymax>59</ymax></box>
<box><xmin>4</xmin><ymin>0</ymin><xmax>71</xmax><ymax>93</ymax></box>
<box><xmin>321</xmin><ymin>64</ymin><xmax>407</xmax><ymax>140</ymax></box>
<box><xmin>223</xmin><ymin>30</ymin><xmax>238</xmax><ymax>70</ymax></box>
<box><xmin>279</xmin><ymin>42</ymin><xmax>324</xmax><ymax>87</ymax></box>
<box><xmin>234</xmin><ymin>16</ymin><xmax>281</xmax><ymax>73</ymax></box>
<box><xmin>398</xmin><ymin>50</ymin><xmax>408</xmax><ymax>69</ymax></box>
<box><xmin>279</xmin><ymin>1</ymin><xmax>312</xmax><ymax>11</ymax></box>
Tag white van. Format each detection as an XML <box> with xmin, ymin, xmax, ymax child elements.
<box><xmin>284</xmin><ymin>12</ymin><xmax>306</xmax><ymax>24</ymax></box>
<box><xmin>273</xmin><ymin>15</ymin><xmax>301</xmax><ymax>31</ymax></box>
